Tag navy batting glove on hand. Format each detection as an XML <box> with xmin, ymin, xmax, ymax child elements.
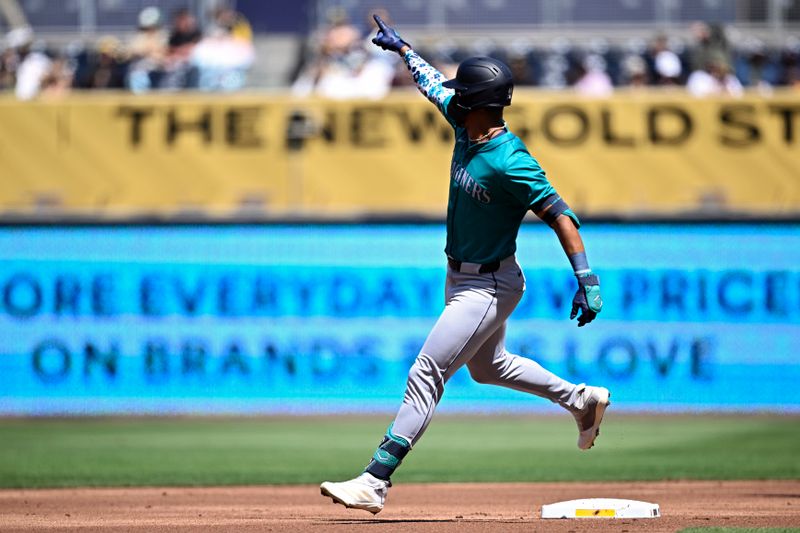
<box><xmin>571</xmin><ymin>273</ymin><xmax>603</xmax><ymax>327</ymax></box>
<box><xmin>371</xmin><ymin>14</ymin><xmax>410</xmax><ymax>53</ymax></box>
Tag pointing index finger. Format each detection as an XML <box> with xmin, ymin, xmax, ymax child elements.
<box><xmin>373</xmin><ymin>14</ymin><xmax>388</xmax><ymax>31</ymax></box>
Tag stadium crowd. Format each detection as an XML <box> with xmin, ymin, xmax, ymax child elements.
<box><xmin>292</xmin><ymin>9</ymin><xmax>800</xmax><ymax>99</ymax></box>
<box><xmin>0</xmin><ymin>5</ymin><xmax>254</xmax><ymax>100</ymax></box>
<box><xmin>1</xmin><ymin>5</ymin><xmax>799</xmax><ymax>100</ymax></box>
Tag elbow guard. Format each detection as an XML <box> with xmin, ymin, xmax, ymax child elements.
<box><xmin>539</xmin><ymin>196</ymin><xmax>581</xmax><ymax>228</ymax></box>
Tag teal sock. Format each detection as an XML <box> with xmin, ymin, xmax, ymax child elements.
<box><xmin>364</xmin><ymin>425</ymin><xmax>410</xmax><ymax>481</ymax></box>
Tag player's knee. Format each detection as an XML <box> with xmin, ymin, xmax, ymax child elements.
<box><xmin>467</xmin><ymin>364</ymin><xmax>497</xmax><ymax>385</ymax></box>
<box><xmin>407</xmin><ymin>353</ymin><xmax>442</xmax><ymax>384</ymax></box>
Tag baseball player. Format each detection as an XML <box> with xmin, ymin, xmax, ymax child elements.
<box><xmin>321</xmin><ymin>15</ymin><xmax>608</xmax><ymax>514</ymax></box>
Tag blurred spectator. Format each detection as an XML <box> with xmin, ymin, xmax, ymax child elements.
<box><xmin>650</xmin><ymin>34</ymin><xmax>682</xmax><ymax>84</ymax></box>
<box><xmin>573</xmin><ymin>54</ymin><xmax>613</xmax><ymax>96</ymax></box>
<box><xmin>686</xmin><ymin>59</ymin><xmax>743</xmax><ymax>97</ymax></box>
<box><xmin>39</xmin><ymin>55</ymin><xmax>73</xmax><ymax>99</ymax></box>
<box><xmin>210</xmin><ymin>6</ymin><xmax>253</xmax><ymax>44</ymax></box>
<box><xmin>321</xmin><ymin>7</ymin><xmax>360</xmax><ymax>57</ymax></box>
<box><xmin>7</xmin><ymin>26</ymin><xmax>52</xmax><ymax>100</ymax></box>
<box><xmin>162</xmin><ymin>8</ymin><xmax>202</xmax><ymax>90</ymax></box>
<box><xmin>0</xmin><ymin>44</ymin><xmax>18</xmax><ymax>90</ymax></box>
<box><xmin>73</xmin><ymin>36</ymin><xmax>127</xmax><ymax>89</ymax></box>
<box><xmin>292</xmin><ymin>7</ymin><xmax>393</xmax><ymax>99</ymax></box>
<box><xmin>689</xmin><ymin>22</ymin><xmax>731</xmax><ymax>73</ymax></box>
<box><xmin>780</xmin><ymin>38</ymin><xmax>800</xmax><ymax>88</ymax></box>
<box><xmin>126</xmin><ymin>7</ymin><xmax>168</xmax><ymax>93</ymax></box>
<box><xmin>292</xmin><ymin>46</ymin><xmax>394</xmax><ymax>100</ymax></box>
<box><xmin>169</xmin><ymin>8</ymin><xmax>202</xmax><ymax>53</ymax></box>
<box><xmin>742</xmin><ymin>39</ymin><xmax>773</xmax><ymax>94</ymax></box>
<box><xmin>621</xmin><ymin>55</ymin><xmax>648</xmax><ymax>87</ymax></box>
<box><xmin>508</xmin><ymin>52</ymin><xmax>536</xmax><ymax>86</ymax></box>
<box><xmin>191</xmin><ymin>26</ymin><xmax>254</xmax><ymax>91</ymax></box>
<box><xmin>178</xmin><ymin>5</ymin><xmax>254</xmax><ymax>91</ymax></box>
<box><xmin>287</xmin><ymin>7</ymin><xmax>353</xmax><ymax>88</ymax></box>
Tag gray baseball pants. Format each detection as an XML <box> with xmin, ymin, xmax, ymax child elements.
<box><xmin>392</xmin><ymin>255</ymin><xmax>583</xmax><ymax>445</ymax></box>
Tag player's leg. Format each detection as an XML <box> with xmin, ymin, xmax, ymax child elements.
<box><xmin>389</xmin><ymin>269</ymin><xmax>518</xmax><ymax>447</ymax></box>
<box><xmin>466</xmin><ymin>331</ymin><xmax>610</xmax><ymax>449</ymax></box>
<box><xmin>465</xmin><ymin>263</ymin><xmax>610</xmax><ymax>450</ymax></box>
<box><xmin>465</xmin><ymin>322</ymin><xmax>582</xmax><ymax>409</ymax></box>
<box><xmin>321</xmin><ymin>268</ymin><xmax>514</xmax><ymax>512</ymax></box>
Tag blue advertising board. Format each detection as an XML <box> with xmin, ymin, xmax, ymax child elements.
<box><xmin>1</xmin><ymin>223</ymin><xmax>799</xmax><ymax>414</ymax></box>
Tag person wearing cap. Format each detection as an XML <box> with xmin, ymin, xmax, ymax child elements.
<box><xmin>5</xmin><ymin>26</ymin><xmax>50</xmax><ymax>100</ymax></box>
<box><xmin>650</xmin><ymin>34</ymin><xmax>682</xmax><ymax>85</ymax></box>
<box><xmin>126</xmin><ymin>6</ymin><xmax>167</xmax><ymax>92</ymax></box>
<box><xmin>319</xmin><ymin>16</ymin><xmax>609</xmax><ymax>514</ymax></box>
<box><xmin>73</xmin><ymin>36</ymin><xmax>126</xmax><ymax>89</ymax></box>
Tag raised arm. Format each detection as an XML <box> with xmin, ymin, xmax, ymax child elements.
<box><xmin>401</xmin><ymin>50</ymin><xmax>454</xmax><ymax>116</ymax></box>
<box><xmin>371</xmin><ymin>14</ymin><xmax>454</xmax><ymax>117</ymax></box>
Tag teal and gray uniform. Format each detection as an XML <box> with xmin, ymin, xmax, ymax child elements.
<box><xmin>366</xmin><ymin>51</ymin><xmax>587</xmax><ymax>480</ymax></box>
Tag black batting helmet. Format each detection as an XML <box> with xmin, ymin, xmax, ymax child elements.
<box><xmin>442</xmin><ymin>56</ymin><xmax>514</xmax><ymax>111</ymax></box>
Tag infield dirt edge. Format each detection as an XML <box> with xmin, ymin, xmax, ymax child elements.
<box><xmin>2</xmin><ymin>479</ymin><xmax>799</xmax><ymax>532</ymax></box>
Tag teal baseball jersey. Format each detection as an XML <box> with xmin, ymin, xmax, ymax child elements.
<box><xmin>403</xmin><ymin>50</ymin><xmax>579</xmax><ymax>264</ymax></box>
<box><xmin>441</xmin><ymin>95</ymin><xmax>580</xmax><ymax>263</ymax></box>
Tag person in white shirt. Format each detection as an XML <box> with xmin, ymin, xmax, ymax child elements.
<box><xmin>687</xmin><ymin>59</ymin><xmax>743</xmax><ymax>97</ymax></box>
<box><xmin>6</xmin><ymin>26</ymin><xmax>51</xmax><ymax>101</ymax></box>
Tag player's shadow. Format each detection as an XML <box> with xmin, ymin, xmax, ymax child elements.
<box><xmin>317</xmin><ymin>519</ymin><xmax>457</xmax><ymax>524</ymax></box>
<box><xmin>317</xmin><ymin>518</ymin><xmax>524</xmax><ymax>525</ymax></box>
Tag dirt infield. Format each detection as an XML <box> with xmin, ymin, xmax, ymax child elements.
<box><xmin>2</xmin><ymin>481</ymin><xmax>799</xmax><ymax>532</ymax></box>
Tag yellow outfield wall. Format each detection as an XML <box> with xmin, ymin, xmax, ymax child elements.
<box><xmin>0</xmin><ymin>90</ymin><xmax>799</xmax><ymax>219</ymax></box>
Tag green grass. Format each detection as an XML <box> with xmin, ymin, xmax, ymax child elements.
<box><xmin>0</xmin><ymin>414</ymin><xmax>798</xmax><ymax>488</ymax></box>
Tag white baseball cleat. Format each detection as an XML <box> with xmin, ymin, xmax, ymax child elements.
<box><xmin>320</xmin><ymin>472</ymin><xmax>390</xmax><ymax>514</ymax></box>
<box><xmin>573</xmin><ymin>385</ymin><xmax>611</xmax><ymax>450</ymax></box>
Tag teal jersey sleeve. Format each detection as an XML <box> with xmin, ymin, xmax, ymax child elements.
<box><xmin>503</xmin><ymin>151</ymin><xmax>557</xmax><ymax>211</ymax></box>
<box><xmin>503</xmin><ymin>151</ymin><xmax>581</xmax><ymax>228</ymax></box>
<box><xmin>403</xmin><ymin>50</ymin><xmax>458</xmax><ymax>128</ymax></box>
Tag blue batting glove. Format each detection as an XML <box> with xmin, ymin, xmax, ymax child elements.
<box><xmin>571</xmin><ymin>273</ymin><xmax>602</xmax><ymax>327</ymax></box>
<box><xmin>371</xmin><ymin>14</ymin><xmax>410</xmax><ymax>53</ymax></box>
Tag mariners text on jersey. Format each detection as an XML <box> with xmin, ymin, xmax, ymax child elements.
<box><xmin>450</xmin><ymin>161</ymin><xmax>491</xmax><ymax>204</ymax></box>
